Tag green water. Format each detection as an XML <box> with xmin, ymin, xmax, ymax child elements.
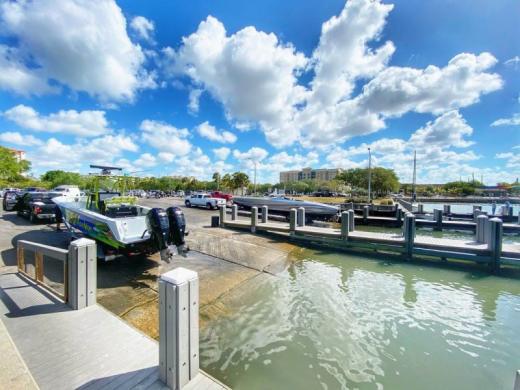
<box><xmin>200</xmin><ymin>250</ymin><xmax>520</xmax><ymax>390</ymax></box>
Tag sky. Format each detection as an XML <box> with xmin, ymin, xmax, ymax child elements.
<box><xmin>0</xmin><ymin>0</ymin><xmax>518</xmax><ymax>184</ymax></box>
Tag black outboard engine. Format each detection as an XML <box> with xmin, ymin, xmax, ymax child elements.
<box><xmin>146</xmin><ymin>208</ymin><xmax>170</xmax><ymax>260</ymax></box>
<box><xmin>167</xmin><ymin>206</ymin><xmax>189</xmax><ymax>256</ymax></box>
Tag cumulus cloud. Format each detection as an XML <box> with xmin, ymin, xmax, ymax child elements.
<box><xmin>0</xmin><ymin>131</ymin><xmax>42</xmax><ymax>146</ymax></box>
<box><xmin>409</xmin><ymin>110</ymin><xmax>474</xmax><ymax>148</ymax></box>
<box><xmin>3</xmin><ymin>105</ymin><xmax>110</xmax><ymax>137</ymax></box>
<box><xmin>233</xmin><ymin>147</ymin><xmax>269</xmax><ymax>163</ymax></box>
<box><xmin>134</xmin><ymin>153</ymin><xmax>157</xmax><ymax>168</ymax></box>
<box><xmin>0</xmin><ymin>0</ymin><xmax>154</xmax><ymax>102</ymax></box>
<box><xmin>213</xmin><ymin>147</ymin><xmax>231</xmax><ymax>160</ymax></box>
<box><xmin>491</xmin><ymin>113</ymin><xmax>520</xmax><ymax>127</ymax></box>
<box><xmin>196</xmin><ymin>121</ymin><xmax>237</xmax><ymax>143</ymax></box>
<box><xmin>140</xmin><ymin>119</ymin><xmax>191</xmax><ymax>156</ymax></box>
<box><xmin>130</xmin><ymin>16</ymin><xmax>155</xmax><ymax>43</ymax></box>
<box><xmin>496</xmin><ymin>151</ymin><xmax>520</xmax><ymax>168</ymax></box>
<box><xmin>188</xmin><ymin>89</ymin><xmax>203</xmax><ymax>114</ymax></box>
<box><xmin>158</xmin><ymin>152</ymin><xmax>175</xmax><ymax>163</ymax></box>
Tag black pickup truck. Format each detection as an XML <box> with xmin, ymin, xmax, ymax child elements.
<box><xmin>16</xmin><ymin>192</ymin><xmax>58</xmax><ymax>223</ymax></box>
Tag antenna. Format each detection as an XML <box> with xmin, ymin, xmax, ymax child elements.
<box><xmin>412</xmin><ymin>150</ymin><xmax>417</xmax><ymax>202</ymax></box>
<box><xmin>89</xmin><ymin>165</ymin><xmax>123</xmax><ymax>176</ymax></box>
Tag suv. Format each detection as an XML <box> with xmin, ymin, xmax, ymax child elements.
<box><xmin>16</xmin><ymin>192</ymin><xmax>58</xmax><ymax>222</ymax></box>
<box><xmin>184</xmin><ymin>193</ymin><xmax>226</xmax><ymax>210</ymax></box>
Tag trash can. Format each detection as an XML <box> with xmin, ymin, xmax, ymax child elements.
<box><xmin>211</xmin><ymin>215</ymin><xmax>220</xmax><ymax>227</ymax></box>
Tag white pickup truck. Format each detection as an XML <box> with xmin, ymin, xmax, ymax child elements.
<box><xmin>184</xmin><ymin>193</ymin><xmax>226</xmax><ymax>210</ymax></box>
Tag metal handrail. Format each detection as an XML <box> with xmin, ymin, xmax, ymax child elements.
<box><xmin>17</xmin><ymin>240</ymin><xmax>69</xmax><ymax>302</ymax></box>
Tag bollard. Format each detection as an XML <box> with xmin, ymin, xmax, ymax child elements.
<box><xmin>514</xmin><ymin>370</ymin><xmax>520</xmax><ymax>390</ymax></box>
<box><xmin>348</xmin><ymin>209</ymin><xmax>355</xmax><ymax>232</ymax></box>
<box><xmin>363</xmin><ymin>205</ymin><xmax>369</xmax><ymax>223</ymax></box>
<box><xmin>297</xmin><ymin>207</ymin><xmax>305</xmax><ymax>227</ymax></box>
<box><xmin>251</xmin><ymin>206</ymin><xmax>258</xmax><ymax>233</ymax></box>
<box><xmin>159</xmin><ymin>268</ymin><xmax>199</xmax><ymax>389</ymax></box>
<box><xmin>261</xmin><ymin>205</ymin><xmax>268</xmax><ymax>223</ymax></box>
<box><xmin>68</xmin><ymin>238</ymin><xmax>97</xmax><ymax>310</ymax></box>
<box><xmin>219</xmin><ymin>205</ymin><xmax>226</xmax><ymax>227</ymax></box>
<box><xmin>443</xmin><ymin>205</ymin><xmax>451</xmax><ymax>215</ymax></box>
<box><xmin>341</xmin><ymin>211</ymin><xmax>349</xmax><ymax>240</ymax></box>
<box><xmin>231</xmin><ymin>204</ymin><xmax>238</xmax><ymax>220</ymax></box>
<box><xmin>289</xmin><ymin>208</ymin><xmax>297</xmax><ymax>234</ymax></box>
<box><xmin>403</xmin><ymin>213</ymin><xmax>416</xmax><ymax>259</ymax></box>
<box><xmin>476</xmin><ymin>215</ymin><xmax>488</xmax><ymax>243</ymax></box>
<box><xmin>417</xmin><ymin>203</ymin><xmax>424</xmax><ymax>214</ymax></box>
<box><xmin>487</xmin><ymin>218</ymin><xmax>503</xmax><ymax>273</ymax></box>
<box><xmin>433</xmin><ymin>209</ymin><xmax>443</xmax><ymax>231</ymax></box>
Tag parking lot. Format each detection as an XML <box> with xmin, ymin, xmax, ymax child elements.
<box><xmin>0</xmin><ymin>197</ymin><xmax>296</xmax><ymax>338</ymax></box>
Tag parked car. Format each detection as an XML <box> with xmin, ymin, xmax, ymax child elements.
<box><xmin>2</xmin><ymin>190</ymin><xmax>21</xmax><ymax>211</ymax></box>
<box><xmin>15</xmin><ymin>192</ymin><xmax>58</xmax><ymax>222</ymax></box>
<box><xmin>210</xmin><ymin>191</ymin><xmax>233</xmax><ymax>202</ymax></box>
<box><xmin>184</xmin><ymin>193</ymin><xmax>226</xmax><ymax>209</ymax></box>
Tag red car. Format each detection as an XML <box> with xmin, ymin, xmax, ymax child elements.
<box><xmin>211</xmin><ymin>191</ymin><xmax>233</xmax><ymax>202</ymax></box>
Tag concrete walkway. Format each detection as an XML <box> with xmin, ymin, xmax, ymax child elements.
<box><xmin>0</xmin><ymin>271</ymin><xmax>227</xmax><ymax>390</ymax></box>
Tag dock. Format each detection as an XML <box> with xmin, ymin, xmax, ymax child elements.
<box><xmin>219</xmin><ymin>206</ymin><xmax>520</xmax><ymax>271</ymax></box>
<box><xmin>0</xmin><ymin>239</ymin><xmax>229</xmax><ymax>390</ymax></box>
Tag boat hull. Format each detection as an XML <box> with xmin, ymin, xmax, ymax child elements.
<box><xmin>232</xmin><ymin>196</ymin><xmax>339</xmax><ymax>219</ymax></box>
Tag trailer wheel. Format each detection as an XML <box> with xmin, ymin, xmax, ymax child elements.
<box><xmin>185</xmin><ymin>200</ymin><xmax>191</xmax><ymax>207</ymax></box>
<box><xmin>206</xmin><ymin>202</ymin><xmax>212</xmax><ymax>210</ymax></box>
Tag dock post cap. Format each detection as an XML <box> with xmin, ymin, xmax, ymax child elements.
<box><xmin>70</xmin><ymin>238</ymin><xmax>96</xmax><ymax>247</ymax></box>
<box><xmin>161</xmin><ymin>267</ymin><xmax>198</xmax><ymax>285</ymax></box>
<box><xmin>489</xmin><ymin>217</ymin><xmax>503</xmax><ymax>223</ymax></box>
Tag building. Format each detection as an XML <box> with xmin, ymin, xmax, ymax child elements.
<box><xmin>8</xmin><ymin>148</ymin><xmax>26</xmax><ymax>162</ymax></box>
<box><xmin>279</xmin><ymin>167</ymin><xmax>342</xmax><ymax>183</ymax></box>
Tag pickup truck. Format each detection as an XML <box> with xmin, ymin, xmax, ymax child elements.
<box><xmin>184</xmin><ymin>193</ymin><xmax>226</xmax><ymax>210</ymax></box>
<box><xmin>210</xmin><ymin>191</ymin><xmax>233</xmax><ymax>202</ymax></box>
<box><xmin>15</xmin><ymin>192</ymin><xmax>58</xmax><ymax>222</ymax></box>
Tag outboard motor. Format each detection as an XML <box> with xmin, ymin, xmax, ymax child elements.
<box><xmin>167</xmin><ymin>206</ymin><xmax>189</xmax><ymax>256</ymax></box>
<box><xmin>146</xmin><ymin>208</ymin><xmax>170</xmax><ymax>261</ymax></box>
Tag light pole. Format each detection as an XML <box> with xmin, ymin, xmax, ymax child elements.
<box><xmin>247</xmin><ymin>158</ymin><xmax>257</xmax><ymax>195</ymax></box>
<box><xmin>367</xmin><ymin>147</ymin><xmax>372</xmax><ymax>203</ymax></box>
<box><xmin>253</xmin><ymin>161</ymin><xmax>257</xmax><ymax>195</ymax></box>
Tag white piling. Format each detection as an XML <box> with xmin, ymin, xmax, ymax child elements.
<box><xmin>487</xmin><ymin>218</ymin><xmax>503</xmax><ymax>272</ymax></box>
<box><xmin>341</xmin><ymin>211</ymin><xmax>349</xmax><ymax>240</ymax></box>
<box><xmin>159</xmin><ymin>268</ymin><xmax>199</xmax><ymax>390</ymax></box>
<box><xmin>297</xmin><ymin>207</ymin><xmax>306</xmax><ymax>227</ymax></box>
<box><xmin>289</xmin><ymin>208</ymin><xmax>297</xmax><ymax>234</ymax></box>
<box><xmin>417</xmin><ymin>203</ymin><xmax>424</xmax><ymax>214</ymax></box>
<box><xmin>231</xmin><ymin>204</ymin><xmax>238</xmax><ymax>220</ymax></box>
<box><xmin>219</xmin><ymin>205</ymin><xmax>226</xmax><ymax>227</ymax></box>
<box><xmin>261</xmin><ymin>205</ymin><xmax>268</xmax><ymax>223</ymax></box>
<box><xmin>251</xmin><ymin>206</ymin><xmax>258</xmax><ymax>233</ymax></box>
<box><xmin>476</xmin><ymin>214</ymin><xmax>488</xmax><ymax>243</ymax></box>
<box><xmin>403</xmin><ymin>213</ymin><xmax>415</xmax><ymax>259</ymax></box>
<box><xmin>68</xmin><ymin>238</ymin><xmax>97</xmax><ymax>310</ymax></box>
<box><xmin>348</xmin><ymin>209</ymin><xmax>355</xmax><ymax>232</ymax></box>
<box><xmin>514</xmin><ymin>370</ymin><xmax>520</xmax><ymax>390</ymax></box>
<box><xmin>363</xmin><ymin>205</ymin><xmax>369</xmax><ymax>222</ymax></box>
<box><xmin>433</xmin><ymin>209</ymin><xmax>443</xmax><ymax>231</ymax></box>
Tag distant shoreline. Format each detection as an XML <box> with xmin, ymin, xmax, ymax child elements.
<box><xmin>401</xmin><ymin>197</ymin><xmax>520</xmax><ymax>204</ymax></box>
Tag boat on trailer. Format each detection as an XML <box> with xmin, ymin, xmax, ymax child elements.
<box><xmin>54</xmin><ymin>165</ymin><xmax>187</xmax><ymax>261</ymax></box>
<box><xmin>232</xmin><ymin>196</ymin><xmax>339</xmax><ymax>221</ymax></box>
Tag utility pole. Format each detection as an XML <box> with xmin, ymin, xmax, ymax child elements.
<box><xmin>254</xmin><ymin>161</ymin><xmax>257</xmax><ymax>196</ymax></box>
<box><xmin>412</xmin><ymin>150</ymin><xmax>417</xmax><ymax>202</ymax></box>
<box><xmin>367</xmin><ymin>147</ymin><xmax>372</xmax><ymax>203</ymax></box>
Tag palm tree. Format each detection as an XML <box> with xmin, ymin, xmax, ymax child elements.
<box><xmin>232</xmin><ymin>172</ymin><xmax>250</xmax><ymax>195</ymax></box>
<box><xmin>212</xmin><ymin>172</ymin><xmax>221</xmax><ymax>190</ymax></box>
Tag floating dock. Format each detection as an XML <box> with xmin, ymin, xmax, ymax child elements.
<box><xmin>219</xmin><ymin>206</ymin><xmax>520</xmax><ymax>272</ymax></box>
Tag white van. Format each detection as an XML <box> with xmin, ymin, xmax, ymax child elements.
<box><xmin>52</xmin><ymin>185</ymin><xmax>81</xmax><ymax>198</ymax></box>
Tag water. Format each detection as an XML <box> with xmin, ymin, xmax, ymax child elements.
<box><xmin>420</xmin><ymin>202</ymin><xmax>519</xmax><ymax>216</ymax></box>
<box><xmin>200</xmin><ymin>250</ymin><xmax>520</xmax><ymax>390</ymax></box>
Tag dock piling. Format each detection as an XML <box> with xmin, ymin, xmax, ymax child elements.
<box><xmin>417</xmin><ymin>203</ymin><xmax>424</xmax><ymax>214</ymax></box>
<box><xmin>159</xmin><ymin>268</ymin><xmax>199</xmax><ymax>390</ymax></box>
<box><xmin>476</xmin><ymin>215</ymin><xmax>489</xmax><ymax>244</ymax></box>
<box><xmin>251</xmin><ymin>206</ymin><xmax>258</xmax><ymax>233</ymax></box>
<box><xmin>433</xmin><ymin>209</ymin><xmax>443</xmax><ymax>231</ymax></box>
<box><xmin>290</xmin><ymin>208</ymin><xmax>297</xmax><ymax>235</ymax></box>
<box><xmin>219</xmin><ymin>205</ymin><xmax>226</xmax><ymax>227</ymax></box>
<box><xmin>487</xmin><ymin>218</ymin><xmax>503</xmax><ymax>272</ymax></box>
<box><xmin>297</xmin><ymin>207</ymin><xmax>306</xmax><ymax>227</ymax></box>
<box><xmin>231</xmin><ymin>204</ymin><xmax>238</xmax><ymax>220</ymax></box>
<box><xmin>261</xmin><ymin>205</ymin><xmax>268</xmax><ymax>223</ymax></box>
<box><xmin>363</xmin><ymin>205</ymin><xmax>369</xmax><ymax>223</ymax></box>
<box><xmin>514</xmin><ymin>370</ymin><xmax>520</xmax><ymax>390</ymax></box>
<box><xmin>68</xmin><ymin>238</ymin><xmax>96</xmax><ymax>310</ymax></box>
<box><xmin>341</xmin><ymin>211</ymin><xmax>349</xmax><ymax>240</ymax></box>
<box><xmin>473</xmin><ymin>209</ymin><xmax>486</xmax><ymax>222</ymax></box>
<box><xmin>443</xmin><ymin>205</ymin><xmax>451</xmax><ymax>215</ymax></box>
<box><xmin>403</xmin><ymin>213</ymin><xmax>416</xmax><ymax>259</ymax></box>
<box><xmin>348</xmin><ymin>209</ymin><xmax>355</xmax><ymax>232</ymax></box>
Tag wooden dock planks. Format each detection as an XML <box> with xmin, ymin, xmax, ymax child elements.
<box><xmin>0</xmin><ymin>271</ymin><xmax>228</xmax><ymax>390</ymax></box>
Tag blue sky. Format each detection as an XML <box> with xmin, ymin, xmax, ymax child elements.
<box><xmin>0</xmin><ymin>0</ymin><xmax>518</xmax><ymax>184</ymax></box>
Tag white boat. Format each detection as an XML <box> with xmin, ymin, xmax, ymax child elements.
<box><xmin>232</xmin><ymin>196</ymin><xmax>339</xmax><ymax>220</ymax></box>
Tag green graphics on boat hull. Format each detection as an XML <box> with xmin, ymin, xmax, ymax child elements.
<box><xmin>64</xmin><ymin>209</ymin><xmax>123</xmax><ymax>249</ymax></box>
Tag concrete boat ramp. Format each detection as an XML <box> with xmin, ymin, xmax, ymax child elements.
<box><xmin>0</xmin><ymin>269</ymin><xmax>227</xmax><ymax>390</ymax></box>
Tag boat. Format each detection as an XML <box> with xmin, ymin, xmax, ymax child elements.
<box><xmin>232</xmin><ymin>196</ymin><xmax>339</xmax><ymax>221</ymax></box>
<box><xmin>53</xmin><ymin>165</ymin><xmax>188</xmax><ymax>261</ymax></box>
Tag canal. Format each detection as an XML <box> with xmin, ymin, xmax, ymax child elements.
<box><xmin>200</xmin><ymin>249</ymin><xmax>520</xmax><ymax>390</ymax></box>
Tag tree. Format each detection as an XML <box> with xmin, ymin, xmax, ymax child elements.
<box><xmin>337</xmin><ymin>167</ymin><xmax>399</xmax><ymax>197</ymax></box>
<box><xmin>0</xmin><ymin>146</ymin><xmax>31</xmax><ymax>181</ymax></box>
<box><xmin>40</xmin><ymin>170</ymin><xmax>82</xmax><ymax>188</ymax></box>
<box><xmin>232</xmin><ymin>172</ymin><xmax>249</xmax><ymax>195</ymax></box>
<box><xmin>212</xmin><ymin>172</ymin><xmax>221</xmax><ymax>190</ymax></box>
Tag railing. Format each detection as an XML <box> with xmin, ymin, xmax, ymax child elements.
<box><xmin>17</xmin><ymin>240</ymin><xmax>69</xmax><ymax>302</ymax></box>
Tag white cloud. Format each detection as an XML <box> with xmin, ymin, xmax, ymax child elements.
<box><xmin>504</xmin><ymin>56</ymin><xmax>520</xmax><ymax>68</ymax></box>
<box><xmin>158</xmin><ymin>152</ymin><xmax>175</xmax><ymax>163</ymax></box>
<box><xmin>409</xmin><ymin>110</ymin><xmax>473</xmax><ymax>148</ymax></box>
<box><xmin>130</xmin><ymin>16</ymin><xmax>155</xmax><ymax>43</ymax></box>
<box><xmin>213</xmin><ymin>147</ymin><xmax>231</xmax><ymax>160</ymax></box>
<box><xmin>3</xmin><ymin>104</ymin><xmax>110</xmax><ymax>137</ymax></box>
<box><xmin>491</xmin><ymin>113</ymin><xmax>520</xmax><ymax>127</ymax></box>
<box><xmin>134</xmin><ymin>153</ymin><xmax>157</xmax><ymax>168</ymax></box>
<box><xmin>0</xmin><ymin>131</ymin><xmax>42</xmax><ymax>146</ymax></box>
<box><xmin>232</xmin><ymin>147</ymin><xmax>269</xmax><ymax>163</ymax></box>
<box><xmin>140</xmin><ymin>119</ymin><xmax>191</xmax><ymax>156</ymax></box>
<box><xmin>0</xmin><ymin>0</ymin><xmax>153</xmax><ymax>102</ymax></box>
<box><xmin>496</xmin><ymin>151</ymin><xmax>520</xmax><ymax>168</ymax></box>
<box><xmin>188</xmin><ymin>88</ymin><xmax>203</xmax><ymax>114</ymax></box>
<box><xmin>196</xmin><ymin>121</ymin><xmax>237</xmax><ymax>143</ymax></box>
